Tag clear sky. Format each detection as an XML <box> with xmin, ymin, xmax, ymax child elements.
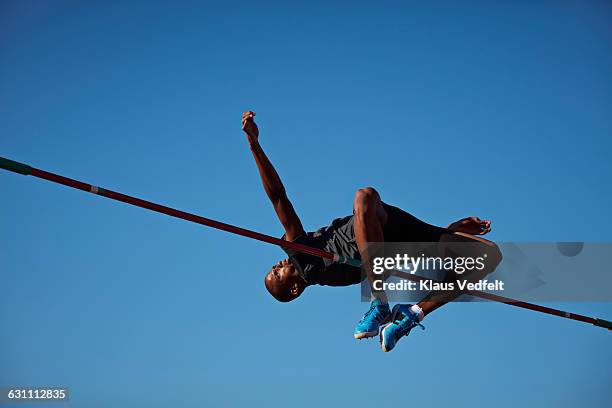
<box><xmin>1</xmin><ymin>1</ymin><xmax>611</xmax><ymax>407</ymax></box>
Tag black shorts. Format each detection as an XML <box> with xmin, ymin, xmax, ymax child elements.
<box><xmin>381</xmin><ymin>203</ymin><xmax>449</xmax><ymax>243</ymax></box>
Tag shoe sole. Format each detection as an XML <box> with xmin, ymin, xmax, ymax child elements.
<box><xmin>380</xmin><ymin>323</ymin><xmax>393</xmax><ymax>352</ymax></box>
<box><xmin>380</xmin><ymin>304</ymin><xmax>402</xmax><ymax>352</ymax></box>
<box><xmin>354</xmin><ymin>330</ymin><xmax>378</xmax><ymax>339</ymax></box>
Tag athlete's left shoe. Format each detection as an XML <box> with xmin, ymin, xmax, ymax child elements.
<box><xmin>379</xmin><ymin>304</ymin><xmax>425</xmax><ymax>352</ymax></box>
<box><xmin>354</xmin><ymin>299</ymin><xmax>391</xmax><ymax>339</ymax></box>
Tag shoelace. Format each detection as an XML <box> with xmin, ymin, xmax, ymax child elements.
<box><xmin>394</xmin><ymin>316</ymin><xmax>425</xmax><ymax>338</ymax></box>
<box><xmin>359</xmin><ymin>303</ymin><xmax>383</xmax><ymax>323</ymax></box>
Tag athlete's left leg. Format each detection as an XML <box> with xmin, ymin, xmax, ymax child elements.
<box><xmin>417</xmin><ymin>232</ymin><xmax>502</xmax><ymax>314</ymax></box>
<box><xmin>380</xmin><ymin>232</ymin><xmax>502</xmax><ymax>352</ymax></box>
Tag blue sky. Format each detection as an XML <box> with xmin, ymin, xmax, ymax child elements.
<box><xmin>1</xmin><ymin>1</ymin><xmax>611</xmax><ymax>407</ymax></box>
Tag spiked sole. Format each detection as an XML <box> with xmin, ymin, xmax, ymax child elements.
<box><xmin>380</xmin><ymin>323</ymin><xmax>395</xmax><ymax>352</ymax></box>
<box><xmin>354</xmin><ymin>330</ymin><xmax>378</xmax><ymax>339</ymax></box>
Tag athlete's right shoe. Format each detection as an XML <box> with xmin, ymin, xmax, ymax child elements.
<box><xmin>379</xmin><ymin>304</ymin><xmax>424</xmax><ymax>352</ymax></box>
<box><xmin>354</xmin><ymin>299</ymin><xmax>391</xmax><ymax>339</ymax></box>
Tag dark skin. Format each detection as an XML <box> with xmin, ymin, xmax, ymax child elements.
<box><xmin>242</xmin><ymin>111</ymin><xmax>500</xmax><ymax>311</ymax></box>
<box><xmin>242</xmin><ymin>111</ymin><xmax>306</xmax><ymax>301</ymax></box>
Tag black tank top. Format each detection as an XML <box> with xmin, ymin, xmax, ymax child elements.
<box><xmin>281</xmin><ymin>215</ymin><xmax>363</xmax><ymax>287</ymax></box>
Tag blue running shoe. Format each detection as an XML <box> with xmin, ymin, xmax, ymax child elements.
<box><xmin>380</xmin><ymin>304</ymin><xmax>425</xmax><ymax>352</ymax></box>
<box><xmin>354</xmin><ymin>299</ymin><xmax>391</xmax><ymax>339</ymax></box>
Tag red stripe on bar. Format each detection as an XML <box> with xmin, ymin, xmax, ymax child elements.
<box><xmin>31</xmin><ymin>168</ymin><xmax>334</xmax><ymax>260</ymax></box>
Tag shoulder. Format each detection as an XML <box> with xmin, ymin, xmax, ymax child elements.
<box><xmin>280</xmin><ymin>231</ymin><xmax>317</xmax><ymax>256</ymax></box>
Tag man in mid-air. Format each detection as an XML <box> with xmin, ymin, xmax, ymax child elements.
<box><xmin>242</xmin><ymin>111</ymin><xmax>502</xmax><ymax>352</ymax></box>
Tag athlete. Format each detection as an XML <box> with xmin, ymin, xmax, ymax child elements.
<box><xmin>242</xmin><ymin>111</ymin><xmax>502</xmax><ymax>352</ymax></box>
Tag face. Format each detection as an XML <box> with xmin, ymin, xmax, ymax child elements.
<box><xmin>265</xmin><ymin>258</ymin><xmax>303</xmax><ymax>302</ymax></box>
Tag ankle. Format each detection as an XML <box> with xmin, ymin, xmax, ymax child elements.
<box><xmin>410</xmin><ymin>304</ymin><xmax>424</xmax><ymax>322</ymax></box>
<box><xmin>371</xmin><ymin>292</ymin><xmax>388</xmax><ymax>305</ymax></box>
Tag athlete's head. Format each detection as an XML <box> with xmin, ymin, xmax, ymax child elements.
<box><xmin>264</xmin><ymin>258</ymin><xmax>306</xmax><ymax>302</ymax></box>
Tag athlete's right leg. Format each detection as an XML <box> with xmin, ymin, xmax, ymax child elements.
<box><xmin>353</xmin><ymin>188</ymin><xmax>389</xmax><ymax>301</ymax></box>
<box><xmin>353</xmin><ymin>187</ymin><xmax>391</xmax><ymax>339</ymax></box>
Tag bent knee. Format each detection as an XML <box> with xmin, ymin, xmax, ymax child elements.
<box><xmin>483</xmin><ymin>243</ymin><xmax>503</xmax><ymax>272</ymax></box>
<box><xmin>354</xmin><ymin>187</ymin><xmax>379</xmax><ymax>206</ymax></box>
<box><xmin>353</xmin><ymin>187</ymin><xmax>380</xmax><ymax>214</ymax></box>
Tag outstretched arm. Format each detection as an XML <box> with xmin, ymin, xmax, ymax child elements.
<box><xmin>242</xmin><ymin>111</ymin><xmax>305</xmax><ymax>241</ymax></box>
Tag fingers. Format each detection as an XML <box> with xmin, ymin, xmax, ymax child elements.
<box><xmin>242</xmin><ymin>111</ymin><xmax>255</xmax><ymax>121</ymax></box>
<box><xmin>242</xmin><ymin>111</ymin><xmax>256</xmax><ymax>131</ymax></box>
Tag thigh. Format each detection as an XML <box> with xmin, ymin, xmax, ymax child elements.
<box><xmin>353</xmin><ymin>187</ymin><xmax>389</xmax><ymax>225</ymax></box>
<box><xmin>381</xmin><ymin>203</ymin><xmax>448</xmax><ymax>242</ymax></box>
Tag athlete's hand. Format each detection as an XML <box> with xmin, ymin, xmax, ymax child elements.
<box><xmin>242</xmin><ymin>111</ymin><xmax>258</xmax><ymax>144</ymax></box>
